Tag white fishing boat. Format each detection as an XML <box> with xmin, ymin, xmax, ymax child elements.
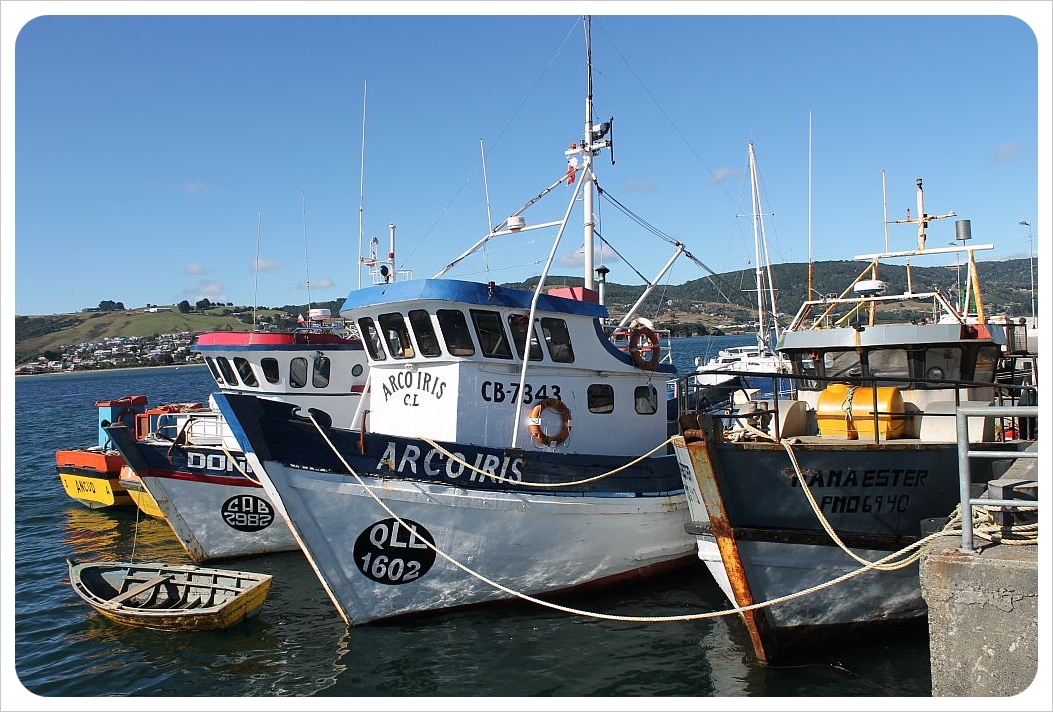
<box><xmin>214</xmin><ymin>17</ymin><xmax>697</xmax><ymax>626</ymax></box>
<box><xmin>673</xmin><ymin>177</ymin><xmax>1037</xmax><ymax>664</ymax></box>
<box><xmin>104</xmin><ymin>307</ymin><xmax>372</xmax><ymax>561</ymax></box>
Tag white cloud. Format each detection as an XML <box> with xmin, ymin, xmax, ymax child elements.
<box><xmin>557</xmin><ymin>249</ymin><xmax>623</xmax><ymax>270</ymax></box>
<box><xmin>298</xmin><ymin>276</ymin><xmax>336</xmax><ymax>290</ymax></box>
<box><xmin>623</xmin><ymin>179</ymin><xmax>658</xmax><ymax>192</ymax></box>
<box><xmin>710</xmin><ymin>167</ymin><xmax>737</xmax><ymax>183</ymax></box>
<box><xmin>185</xmin><ymin>262</ymin><xmax>210</xmax><ymax>275</ymax></box>
<box><xmin>251</xmin><ymin>258</ymin><xmax>280</xmax><ymax>273</ymax></box>
<box><xmin>993</xmin><ymin>142</ymin><xmax>1022</xmax><ymax>163</ymax></box>
<box><xmin>181</xmin><ymin>280</ymin><xmax>227</xmax><ymax>304</ymax></box>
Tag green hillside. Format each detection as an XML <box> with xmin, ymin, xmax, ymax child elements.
<box><xmin>14</xmin><ymin>258</ymin><xmax>1035</xmax><ymax>364</ymax></box>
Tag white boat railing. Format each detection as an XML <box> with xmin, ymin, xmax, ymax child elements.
<box><xmin>955</xmin><ymin>404</ymin><xmax>1039</xmax><ymax>553</ymax></box>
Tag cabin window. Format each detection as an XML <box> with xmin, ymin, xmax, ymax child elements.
<box><xmin>204</xmin><ymin>357</ymin><xmax>223</xmax><ymax>384</ymax></box>
<box><xmin>409</xmin><ymin>309</ymin><xmax>442</xmax><ymax>358</ymax></box>
<box><xmin>313</xmin><ymin>355</ymin><xmax>331</xmax><ymax>388</ymax></box>
<box><xmin>216</xmin><ymin>356</ymin><xmax>239</xmax><ymax>385</ymax></box>
<box><xmin>920</xmin><ymin>346</ymin><xmax>961</xmax><ymax>384</ymax></box>
<box><xmin>290</xmin><ymin>357</ymin><xmax>308</xmax><ymax>388</ymax></box>
<box><xmin>969</xmin><ymin>345</ymin><xmax>1000</xmax><ymax>383</ymax></box>
<box><xmin>824</xmin><ymin>350</ymin><xmax>861</xmax><ymax>381</ymax></box>
<box><xmin>470</xmin><ymin>309</ymin><xmax>512</xmax><ymax>359</ymax></box>
<box><xmin>634</xmin><ymin>385</ymin><xmax>658</xmax><ymax>415</ymax></box>
<box><xmin>233</xmin><ymin>357</ymin><xmax>258</xmax><ymax>387</ymax></box>
<box><xmin>437</xmin><ymin>309</ymin><xmax>475</xmax><ymax>356</ymax></box>
<box><xmin>792</xmin><ymin>351</ymin><xmax>823</xmax><ymax>389</ymax></box>
<box><xmin>351</xmin><ymin>363</ymin><xmax>364</xmax><ymax>378</ymax></box>
<box><xmin>378</xmin><ymin>312</ymin><xmax>414</xmax><ymax>359</ymax></box>
<box><xmin>866</xmin><ymin>348</ymin><xmax>909</xmax><ymax>387</ymax></box>
<box><xmin>588</xmin><ymin>383</ymin><xmax>614</xmax><ymax>413</ymax></box>
<box><xmin>541</xmin><ymin>317</ymin><xmax>574</xmax><ymax>363</ymax></box>
<box><xmin>357</xmin><ymin>317</ymin><xmax>388</xmax><ymax>361</ymax></box>
<box><xmin>261</xmin><ymin>357</ymin><xmax>280</xmax><ymax>384</ymax></box>
<box><xmin>508</xmin><ymin>314</ymin><xmax>543</xmax><ymax>361</ymax></box>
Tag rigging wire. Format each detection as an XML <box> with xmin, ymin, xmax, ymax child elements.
<box><xmin>398</xmin><ymin>19</ymin><xmax>581</xmax><ymax>270</ymax></box>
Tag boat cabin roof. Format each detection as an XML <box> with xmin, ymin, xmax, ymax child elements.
<box><xmin>339</xmin><ymin>279</ymin><xmax>609</xmax><ymax>319</ymax></box>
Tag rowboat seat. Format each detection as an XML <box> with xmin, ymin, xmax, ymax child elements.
<box><xmin>104</xmin><ymin>574</ymin><xmax>172</xmax><ymax>608</ymax></box>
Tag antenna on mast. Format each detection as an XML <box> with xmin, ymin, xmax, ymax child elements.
<box><xmin>480</xmin><ymin>138</ymin><xmax>494</xmax><ymax>233</ymax></box>
<box><xmin>882</xmin><ymin>169</ymin><xmax>889</xmax><ymax>252</ymax></box>
<box><xmin>302</xmin><ymin>191</ymin><xmax>312</xmax><ymax>311</ymax></box>
<box><xmin>357</xmin><ymin>81</ymin><xmax>367</xmax><ymax>290</ymax></box>
<box><xmin>807</xmin><ymin>111</ymin><xmax>813</xmax><ymax>301</ymax></box>
<box><xmin>253</xmin><ymin>212</ymin><xmax>261</xmax><ymax>330</ymax></box>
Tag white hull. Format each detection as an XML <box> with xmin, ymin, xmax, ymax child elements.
<box><xmin>251</xmin><ymin>456</ymin><xmax>696</xmax><ymax>625</ymax></box>
<box><xmin>142</xmin><ymin>475</ymin><xmax>299</xmax><ymax>561</ymax></box>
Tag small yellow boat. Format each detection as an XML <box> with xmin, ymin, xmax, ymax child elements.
<box><xmin>117</xmin><ymin>465</ymin><xmax>166</xmax><ymax>520</ymax></box>
<box><xmin>67</xmin><ymin>558</ymin><xmax>272</xmax><ymax>630</ymax></box>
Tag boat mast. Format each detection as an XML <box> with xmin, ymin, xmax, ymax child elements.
<box><xmin>582</xmin><ymin>15</ymin><xmax>596</xmax><ymax>292</ymax></box>
<box><xmin>357</xmin><ymin>81</ymin><xmax>367</xmax><ymax>290</ymax></box>
<box><xmin>747</xmin><ymin>142</ymin><xmax>768</xmax><ymax>350</ymax></box>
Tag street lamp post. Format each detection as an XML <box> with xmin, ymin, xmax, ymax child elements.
<box><xmin>1018</xmin><ymin>220</ymin><xmax>1035</xmax><ymax>319</ymax></box>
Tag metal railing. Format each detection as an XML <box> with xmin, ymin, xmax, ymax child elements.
<box><xmin>956</xmin><ymin>404</ymin><xmax>1040</xmax><ymax>552</ymax></box>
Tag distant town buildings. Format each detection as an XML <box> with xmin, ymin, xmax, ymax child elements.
<box><xmin>14</xmin><ymin>331</ymin><xmax>200</xmax><ymax>375</ymax></box>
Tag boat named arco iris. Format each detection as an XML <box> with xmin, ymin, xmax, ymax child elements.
<box><xmin>215</xmin><ymin>17</ymin><xmax>697</xmax><ymax>626</ymax></box>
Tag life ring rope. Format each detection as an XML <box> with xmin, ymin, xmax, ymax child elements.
<box><xmin>528</xmin><ymin>398</ymin><xmax>572</xmax><ymax>447</ymax></box>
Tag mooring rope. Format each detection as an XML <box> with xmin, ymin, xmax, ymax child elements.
<box><xmin>303</xmin><ymin>412</ymin><xmax>968</xmax><ymax>624</ymax></box>
<box><xmin>418</xmin><ymin>435</ymin><xmax>678</xmax><ymax>488</ymax></box>
<box><xmin>726</xmin><ymin>415</ymin><xmax>1038</xmax><ymax>560</ymax></box>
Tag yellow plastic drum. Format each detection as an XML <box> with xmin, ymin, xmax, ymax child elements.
<box><xmin>816</xmin><ymin>384</ymin><xmax>906</xmax><ymax>439</ymax></box>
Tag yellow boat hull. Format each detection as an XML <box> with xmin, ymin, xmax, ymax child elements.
<box><xmin>118</xmin><ymin>466</ymin><xmax>166</xmax><ymax>520</ymax></box>
<box><xmin>58</xmin><ymin>469</ymin><xmax>133</xmax><ymax>509</ymax></box>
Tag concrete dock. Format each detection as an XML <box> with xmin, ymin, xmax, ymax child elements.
<box><xmin>919</xmin><ymin>442</ymin><xmax>1039</xmax><ymax>697</ymax></box>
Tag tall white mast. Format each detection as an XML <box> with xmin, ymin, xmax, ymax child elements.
<box><xmin>582</xmin><ymin>15</ymin><xmax>595</xmax><ymax>291</ymax></box>
<box><xmin>357</xmin><ymin>81</ymin><xmax>367</xmax><ymax>290</ymax></box>
<box><xmin>748</xmin><ymin>142</ymin><xmax>767</xmax><ymax>350</ymax></box>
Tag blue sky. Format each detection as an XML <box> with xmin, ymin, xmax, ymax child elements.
<box><xmin>5</xmin><ymin>3</ymin><xmax>1049</xmax><ymax>318</ymax></box>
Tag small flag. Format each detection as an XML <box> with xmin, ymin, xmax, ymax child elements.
<box><xmin>297</xmin><ymin>313</ymin><xmax>305</xmax><ymax>325</ymax></box>
<box><xmin>566</xmin><ymin>164</ymin><xmax>577</xmax><ymax>185</ymax></box>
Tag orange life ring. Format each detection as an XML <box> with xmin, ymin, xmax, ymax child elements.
<box><xmin>528</xmin><ymin>398</ymin><xmax>572</xmax><ymax>447</ymax></box>
<box><xmin>628</xmin><ymin>326</ymin><xmax>661</xmax><ymax>370</ymax></box>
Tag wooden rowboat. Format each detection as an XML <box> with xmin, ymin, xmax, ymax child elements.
<box><xmin>67</xmin><ymin>558</ymin><xmax>272</xmax><ymax>630</ymax></box>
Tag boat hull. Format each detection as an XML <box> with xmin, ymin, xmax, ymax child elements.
<box><xmin>56</xmin><ymin>450</ymin><xmax>133</xmax><ymax>509</ymax></box>
<box><xmin>218</xmin><ymin>392</ymin><xmax>695</xmax><ymax>625</ymax></box>
<box><xmin>673</xmin><ymin>428</ymin><xmax>1011</xmax><ymax>664</ymax></box>
<box><xmin>254</xmin><ymin>459</ymin><xmax>694</xmax><ymax>625</ymax></box>
<box><xmin>105</xmin><ymin>425</ymin><xmax>299</xmax><ymax>561</ymax></box>
<box><xmin>118</xmin><ymin>465</ymin><xmax>166</xmax><ymax>520</ymax></box>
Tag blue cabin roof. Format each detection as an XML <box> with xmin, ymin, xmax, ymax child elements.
<box><xmin>340</xmin><ymin>279</ymin><xmax>610</xmax><ymax>319</ymax></box>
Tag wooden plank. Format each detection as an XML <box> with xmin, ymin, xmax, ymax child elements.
<box><xmin>103</xmin><ymin>574</ymin><xmax>172</xmax><ymax>608</ymax></box>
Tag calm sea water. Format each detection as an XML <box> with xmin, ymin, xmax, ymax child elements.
<box><xmin>10</xmin><ymin>336</ymin><xmax>934</xmax><ymax>703</ymax></box>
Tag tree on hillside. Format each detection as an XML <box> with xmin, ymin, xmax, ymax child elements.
<box><xmin>98</xmin><ymin>300</ymin><xmax>126</xmax><ymax>311</ymax></box>
<box><xmin>177</xmin><ymin>300</ymin><xmax>191</xmax><ymax>314</ymax></box>
<box><xmin>195</xmin><ymin>298</ymin><xmax>213</xmax><ymax>311</ymax></box>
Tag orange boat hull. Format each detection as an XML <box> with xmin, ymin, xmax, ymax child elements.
<box><xmin>56</xmin><ymin>449</ymin><xmax>133</xmax><ymax>509</ymax></box>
